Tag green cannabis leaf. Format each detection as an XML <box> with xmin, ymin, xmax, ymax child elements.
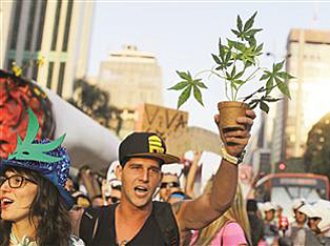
<box><xmin>169</xmin><ymin>12</ymin><xmax>294</xmax><ymax>113</ymax></box>
<box><xmin>169</xmin><ymin>71</ymin><xmax>207</xmax><ymax>108</ymax></box>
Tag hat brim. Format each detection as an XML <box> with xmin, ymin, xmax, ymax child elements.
<box><xmin>124</xmin><ymin>152</ymin><xmax>180</xmax><ymax>165</ymax></box>
<box><xmin>263</xmin><ymin>202</ymin><xmax>276</xmax><ymax>212</ymax></box>
<box><xmin>0</xmin><ymin>159</ymin><xmax>73</xmax><ymax>209</ymax></box>
<box><xmin>298</xmin><ymin>205</ymin><xmax>319</xmax><ymax>218</ymax></box>
<box><xmin>1</xmin><ymin>159</ymin><xmax>44</xmax><ymax>173</ymax></box>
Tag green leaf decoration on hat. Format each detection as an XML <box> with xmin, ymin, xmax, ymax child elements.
<box><xmin>8</xmin><ymin>108</ymin><xmax>65</xmax><ymax>163</ymax></box>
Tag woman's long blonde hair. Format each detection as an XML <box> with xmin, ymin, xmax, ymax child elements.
<box><xmin>193</xmin><ymin>178</ymin><xmax>251</xmax><ymax>246</ymax></box>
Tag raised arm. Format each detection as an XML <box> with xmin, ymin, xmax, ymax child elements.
<box><xmin>174</xmin><ymin>109</ymin><xmax>255</xmax><ymax>231</ymax></box>
<box><xmin>184</xmin><ymin>151</ymin><xmax>202</xmax><ymax>199</ymax></box>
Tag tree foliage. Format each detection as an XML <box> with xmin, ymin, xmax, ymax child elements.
<box><xmin>304</xmin><ymin>112</ymin><xmax>330</xmax><ymax>181</ymax></box>
<box><xmin>67</xmin><ymin>79</ymin><xmax>122</xmax><ymax>134</ymax></box>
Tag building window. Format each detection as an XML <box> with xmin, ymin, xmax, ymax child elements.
<box><xmin>57</xmin><ymin>62</ymin><xmax>66</xmax><ymax>96</ymax></box>
<box><xmin>22</xmin><ymin>60</ymin><xmax>30</xmax><ymax>78</ymax></box>
<box><xmin>25</xmin><ymin>0</ymin><xmax>37</xmax><ymax>50</ymax></box>
<box><xmin>10</xmin><ymin>1</ymin><xmax>23</xmax><ymax>49</ymax></box>
<box><xmin>36</xmin><ymin>0</ymin><xmax>48</xmax><ymax>51</ymax></box>
<box><xmin>6</xmin><ymin>59</ymin><xmax>15</xmax><ymax>71</ymax></box>
<box><xmin>46</xmin><ymin>62</ymin><xmax>54</xmax><ymax>89</ymax></box>
<box><xmin>51</xmin><ymin>1</ymin><xmax>62</xmax><ymax>51</ymax></box>
<box><xmin>62</xmin><ymin>0</ymin><xmax>73</xmax><ymax>51</ymax></box>
<box><xmin>32</xmin><ymin>61</ymin><xmax>39</xmax><ymax>81</ymax></box>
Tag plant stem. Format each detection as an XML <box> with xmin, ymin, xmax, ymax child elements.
<box><xmin>240</xmin><ymin>83</ymin><xmax>278</xmax><ymax>102</ymax></box>
<box><xmin>232</xmin><ymin>60</ymin><xmax>238</xmax><ymax>101</ymax></box>
<box><xmin>232</xmin><ymin>66</ymin><xmax>261</xmax><ymax>101</ymax></box>
<box><xmin>245</xmin><ymin>67</ymin><xmax>261</xmax><ymax>82</ymax></box>
<box><xmin>231</xmin><ymin>82</ymin><xmax>235</xmax><ymax>101</ymax></box>
<box><xmin>195</xmin><ymin>69</ymin><xmax>224</xmax><ymax>80</ymax></box>
<box><xmin>221</xmin><ymin>68</ymin><xmax>231</xmax><ymax>101</ymax></box>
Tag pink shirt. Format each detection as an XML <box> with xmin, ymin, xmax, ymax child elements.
<box><xmin>190</xmin><ymin>222</ymin><xmax>247</xmax><ymax>246</ymax></box>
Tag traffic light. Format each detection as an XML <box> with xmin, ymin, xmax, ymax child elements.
<box><xmin>279</xmin><ymin>162</ymin><xmax>286</xmax><ymax>171</ymax></box>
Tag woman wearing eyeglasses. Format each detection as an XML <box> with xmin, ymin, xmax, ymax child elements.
<box><xmin>0</xmin><ymin>109</ymin><xmax>84</xmax><ymax>246</ymax></box>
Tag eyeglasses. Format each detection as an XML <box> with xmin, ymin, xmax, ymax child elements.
<box><xmin>111</xmin><ymin>185</ymin><xmax>122</xmax><ymax>191</ymax></box>
<box><xmin>106</xmin><ymin>196</ymin><xmax>120</xmax><ymax>204</ymax></box>
<box><xmin>160</xmin><ymin>182</ymin><xmax>180</xmax><ymax>189</ymax></box>
<box><xmin>0</xmin><ymin>175</ymin><xmax>37</xmax><ymax>189</ymax></box>
<box><xmin>71</xmin><ymin>205</ymin><xmax>83</xmax><ymax>211</ymax></box>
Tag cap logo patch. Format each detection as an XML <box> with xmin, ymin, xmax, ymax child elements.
<box><xmin>148</xmin><ymin>135</ymin><xmax>165</xmax><ymax>154</ymax></box>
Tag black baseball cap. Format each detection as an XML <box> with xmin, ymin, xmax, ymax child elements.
<box><xmin>119</xmin><ymin>132</ymin><xmax>180</xmax><ymax>166</ymax></box>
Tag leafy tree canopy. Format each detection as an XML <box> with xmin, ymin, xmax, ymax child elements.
<box><xmin>67</xmin><ymin>79</ymin><xmax>122</xmax><ymax>134</ymax></box>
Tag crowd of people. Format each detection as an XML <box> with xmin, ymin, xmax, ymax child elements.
<box><xmin>250</xmin><ymin>198</ymin><xmax>330</xmax><ymax>246</ymax></box>
<box><xmin>1</xmin><ymin>108</ymin><xmax>330</xmax><ymax>246</ymax></box>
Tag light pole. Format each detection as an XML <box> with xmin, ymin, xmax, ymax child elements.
<box><xmin>265</xmin><ymin>51</ymin><xmax>287</xmax><ymax>173</ymax></box>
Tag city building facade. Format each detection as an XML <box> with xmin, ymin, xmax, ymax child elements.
<box><xmin>272</xmin><ymin>29</ymin><xmax>330</xmax><ymax>168</ymax></box>
<box><xmin>0</xmin><ymin>1</ymin><xmax>14</xmax><ymax>68</ymax></box>
<box><xmin>97</xmin><ymin>44</ymin><xmax>164</xmax><ymax>110</ymax></box>
<box><xmin>3</xmin><ymin>0</ymin><xmax>94</xmax><ymax>98</ymax></box>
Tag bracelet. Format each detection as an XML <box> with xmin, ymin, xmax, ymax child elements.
<box><xmin>219</xmin><ymin>146</ymin><xmax>246</xmax><ymax>165</ymax></box>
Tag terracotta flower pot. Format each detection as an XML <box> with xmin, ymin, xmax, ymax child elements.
<box><xmin>217</xmin><ymin>101</ymin><xmax>249</xmax><ymax>131</ymax></box>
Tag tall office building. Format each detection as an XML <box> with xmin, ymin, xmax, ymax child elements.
<box><xmin>253</xmin><ymin>113</ymin><xmax>272</xmax><ymax>174</ymax></box>
<box><xmin>272</xmin><ymin>29</ymin><xmax>330</xmax><ymax>166</ymax></box>
<box><xmin>0</xmin><ymin>1</ymin><xmax>14</xmax><ymax>68</ymax></box>
<box><xmin>4</xmin><ymin>0</ymin><xmax>94</xmax><ymax>98</ymax></box>
<box><xmin>270</xmin><ymin>97</ymin><xmax>287</xmax><ymax>170</ymax></box>
<box><xmin>97</xmin><ymin>45</ymin><xmax>164</xmax><ymax>110</ymax></box>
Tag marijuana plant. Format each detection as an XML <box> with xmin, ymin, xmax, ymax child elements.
<box><xmin>169</xmin><ymin>12</ymin><xmax>293</xmax><ymax>113</ymax></box>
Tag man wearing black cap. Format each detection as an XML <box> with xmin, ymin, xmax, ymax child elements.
<box><xmin>78</xmin><ymin>110</ymin><xmax>255</xmax><ymax>245</ymax></box>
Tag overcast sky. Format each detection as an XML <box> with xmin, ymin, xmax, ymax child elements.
<box><xmin>87</xmin><ymin>1</ymin><xmax>330</xmax><ymax>133</ymax></box>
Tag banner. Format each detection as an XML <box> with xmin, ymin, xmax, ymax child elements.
<box><xmin>135</xmin><ymin>103</ymin><xmax>189</xmax><ymax>158</ymax></box>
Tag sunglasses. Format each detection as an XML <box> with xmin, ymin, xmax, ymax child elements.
<box><xmin>160</xmin><ymin>182</ymin><xmax>180</xmax><ymax>189</ymax></box>
<box><xmin>106</xmin><ymin>196</ymin><xmax>120</xmax><ymax>204</ymax></box>
<box><xmin>111</xmin><ymin>185</ymin><xmax>121</xmax><ymax>191</ymax></box>
<box><xmin>308</xmin><ymin>217</ymin><xmax>320</xmax><ymax>221</ymax></box>
<box><xmin>0</xmin><ymin>174</ymin><xmax>37</xmax><ymax>189</ymax></box>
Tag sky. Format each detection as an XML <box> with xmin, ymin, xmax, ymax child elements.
<box><xmin>87</xmin><ymin>1</ymin><xmax>330</xmax><ymax>134</ymax></box>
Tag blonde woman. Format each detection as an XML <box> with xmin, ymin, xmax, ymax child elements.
<box><xmin>190</xmin><ymin>177</ymin><xmax>251</xmax><ymax>246</ymax></box>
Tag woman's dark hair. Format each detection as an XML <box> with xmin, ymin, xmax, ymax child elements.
<box><xmin>0</xmin><ymin>167</ymin><xmax>71</xmax><ymax>246</ymax></box>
